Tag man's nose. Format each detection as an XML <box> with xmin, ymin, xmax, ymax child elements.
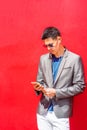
<box><xmin>47</xmin><ymin>46</ymin><xmax>51</xmax><ymax>50</ymax></box>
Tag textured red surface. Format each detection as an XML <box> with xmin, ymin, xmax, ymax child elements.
<box><xmin>0</xmin><ymin>0</ymin><xmax>87</xmax><ymax>129</ymax></box>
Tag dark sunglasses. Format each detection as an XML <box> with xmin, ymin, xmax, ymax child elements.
<box><xmin>43</xmin><ymin>43</ymin><xmax>54</xmax><ymax>48</ymax></box>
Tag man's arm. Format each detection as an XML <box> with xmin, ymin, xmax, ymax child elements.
<box><xmin>55</xmin><ymin>56</ymin><xmax>85</xmax><ymax>99</ymax></box>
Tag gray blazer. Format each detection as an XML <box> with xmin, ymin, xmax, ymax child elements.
<box><xmin>36</xmin><ymin>49</ymin><xmax>85</xmax><ymax>118</ymax></box>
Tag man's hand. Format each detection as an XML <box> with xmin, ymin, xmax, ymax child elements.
<box><xmin>31</xmin><ymin>82</ymin><xmax>56</xmax><ymax>98</ymax></box>
<box><xmin>44</xmin><ymin>88</ymin><xmax>56</xmax><ymax>98</ymax></box>
<box><xmin>31</xmin><ymin>82</ymin><xmax>44</xmax><ymax>92</ymax></box>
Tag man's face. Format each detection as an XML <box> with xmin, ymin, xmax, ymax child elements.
<box><xmin>43</xmin><ymin>36</ymin><xmax>61</xmax><ymax>55</ymax></box>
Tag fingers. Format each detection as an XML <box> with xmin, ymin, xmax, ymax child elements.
<box><xmin>31</xmin><ymin>82</ymin><xmax>40</xmax><ymax>86</ymax></box>
<box><xmin>44</xmin><ymin>88</ymin><xmax>56</xmax><ymax>98</ymax></box>
<box><xmin>31</xmin><ymin>81</ymin><xmax>44</xmax><ymax>91</ymax></box>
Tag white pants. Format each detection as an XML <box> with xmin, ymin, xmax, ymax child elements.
<box><xmin>37</xmin><ymin>111</ymin><xmax>70</xmax><ymax>130</ymax></box>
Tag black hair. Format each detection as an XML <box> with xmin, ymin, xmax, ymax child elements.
<box><xmin>41</xmin><ymin>26</ymin><xmax>61</xmax><ymax>40</ymax></box>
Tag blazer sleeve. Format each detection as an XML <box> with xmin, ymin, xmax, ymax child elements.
<box><xmin>55</xmin><ymin>56</ymin><xmax>86</xmax><ymax>99</ymax></box>
<box><xmin>35</xmin><ymin>56</ymin><xmax>46</xmax><ymax>95</ymax></box>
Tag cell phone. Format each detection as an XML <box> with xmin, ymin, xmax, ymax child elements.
<box><xmin>31</xmin><ymin>81</ymin><xmax>44</xmax><ymax>91</ymax></box>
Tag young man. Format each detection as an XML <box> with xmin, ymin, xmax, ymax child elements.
<box><xmin>31</xmin><ymin>27</ymin><xmax>85</xmax><ymax>130</ymax></box>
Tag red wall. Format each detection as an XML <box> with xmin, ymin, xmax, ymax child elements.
<box><xmin>0</xmin><ymin>0</ymin><xmax>87</xmax><ymax>130</ymax></box>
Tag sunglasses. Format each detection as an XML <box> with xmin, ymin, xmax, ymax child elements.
<box><xmin>43</xmin><ymin>43</ymin><xmax>54</xmax><ymax>48</ymax></box>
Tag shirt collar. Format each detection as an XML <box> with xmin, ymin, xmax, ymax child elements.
<box><xmin>49</xmin><ymin>48</ymin><xmax>66</xmax><ymax>59</ymax></box>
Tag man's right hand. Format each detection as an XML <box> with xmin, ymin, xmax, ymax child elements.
<box><xmin>31</xmin><ymin>82</ymin><xmax>45</xmax><ymax>92</ymax></box>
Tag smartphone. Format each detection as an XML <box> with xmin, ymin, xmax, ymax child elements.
<box><xmin>31</xmin><ymin>81</ymin><xmax>44</xmax><ymax>90</ymax></box>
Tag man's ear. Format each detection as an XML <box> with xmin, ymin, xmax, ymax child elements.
<box><xmin>57</xmin><ymin>36</ymin><xmax>62</xmax><ymax>44</ymax></box>
<box><xmin>57</xmin><ymin>36</ymin><xmax>62</xmax><ymax>40</ymax></box>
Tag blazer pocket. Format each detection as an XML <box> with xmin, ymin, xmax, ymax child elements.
<box><xmin>62</xmin><ymin>66</ymin><xmax>72</xmax><ymax>75</ymax></box>
<box><xmin>63</xmin><ymin>66</ymin><xmax>72</xmax><ymax>69</ymax></box>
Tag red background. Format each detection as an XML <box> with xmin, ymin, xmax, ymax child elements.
<box><xmin>0</xmin><ymin>0</ymin><xmax>87</xmax><ymax>130</ymax></box>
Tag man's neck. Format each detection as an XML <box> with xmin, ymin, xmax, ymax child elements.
<box><xmin>55</xmin><ymin>45</ymin><xmax>65</xmax><ymax>58</ymax></box>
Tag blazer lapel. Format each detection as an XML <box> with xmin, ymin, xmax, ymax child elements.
<box><xmin>54</xmin><ymin>50</ymin><xmax>68</xmax><ymax>85</ymax></box>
